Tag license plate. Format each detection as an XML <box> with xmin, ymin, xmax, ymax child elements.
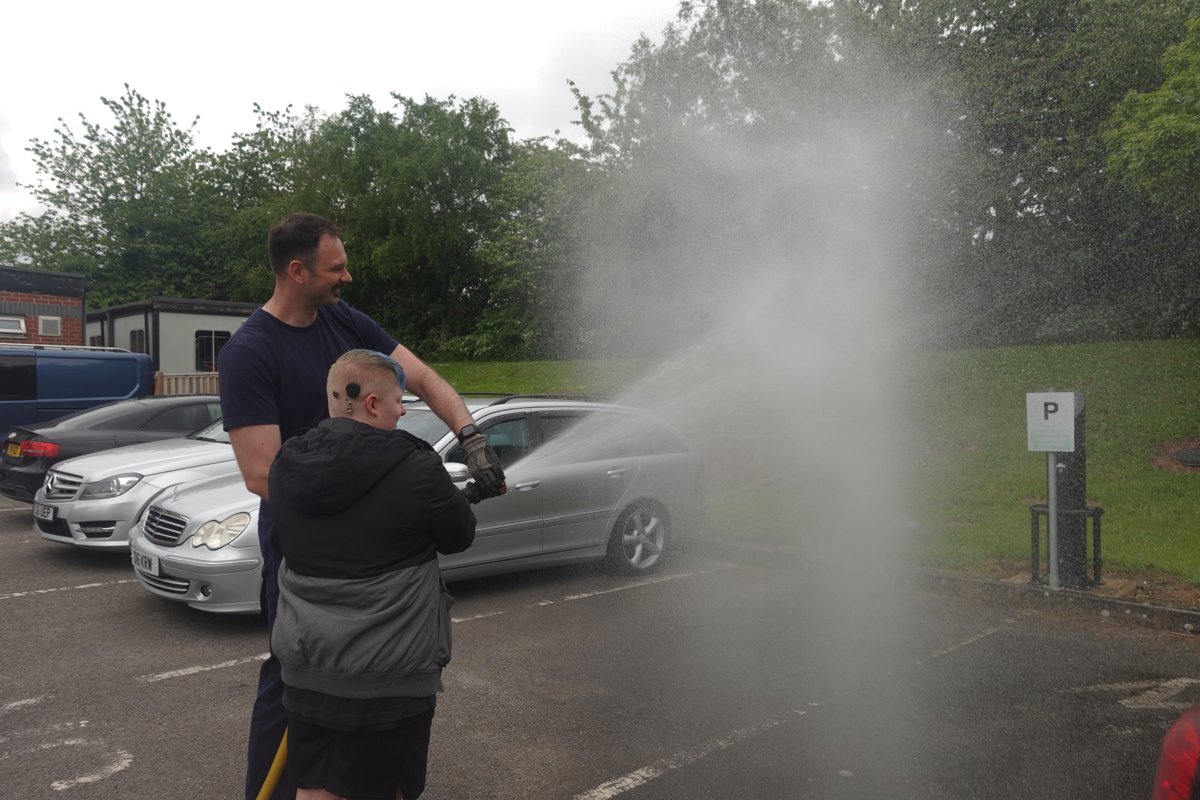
<box><xmin>5</xmin><ymin>443</ymin><xmax>18</xmax><ymax>458</ymax></box>
<box><xmin>33</xmin><ymin>502</ymin><xmax>55</xmax><ymax>522</ymax></box>
<box><xmin>131</xmin><ymin>549</ymin><xmax>159</xmax><ymax>576</ymax></box>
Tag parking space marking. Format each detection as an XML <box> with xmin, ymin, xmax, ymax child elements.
<box><xmin>1</xmin><ymin>695</ymin><xmax>50</xmax><ymax>715</ymax></box>
<box><xmin>563</xmin><ymin>566</ymin><xmax>734</xmax><ymax>602</ymax></box>
<box><xmin>451</xmin><ymin>610</ymin><xmax>506</xmax><ymax>623</ymax></box>
<box><xmin>49</xmin><ymin>745</ymin><xmax>134</xmax><ymax>791</ymax></box>
<box><xmin>919</xmin><ymin>610</ymin><xmax>1034</xmax><ymax>664</ymax></box>
<box><xmin>573</xmin><ymin>708</ymin><xmax>809</xmax><ymax>800</ymax></box>
<box><xmin>0</xmin><ymin>696</ymin><xmax>133</xmax><ymax>792</ymax></box>
<box><xmin>137</xmin><ymin>653</ymin><xmax>269</xmax><ymax>683</ymax></box>
<box><xmin>1061</xmin><ymin>677</ymin><xmax>1200</xmax><ymax>710</ymax></box>
<box><xmin>0</xmin><ymin>579</ymin><xmax>137</xmax><ymax>601</ymax></box>
<box><xmin>0</xmin><ymin>720</ymin><xmax>87</xmax><ymax>745</ymax></box>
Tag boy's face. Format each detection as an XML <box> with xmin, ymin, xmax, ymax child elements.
<box><xmin>370</xmin><ymin>380</ymin><xmax>406</xmax><ymax>430</ymax></box>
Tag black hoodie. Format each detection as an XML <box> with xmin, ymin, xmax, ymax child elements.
<box><xmin>269</xmin><ymin>416</ymin><xmax>475</xmax><ymax>579</ymax></box>
<box><xmin>268</xmin><ymin>416</ymin><xmax>476</xmax><ymax>699</ymax></box>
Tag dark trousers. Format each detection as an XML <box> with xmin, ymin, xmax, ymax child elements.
<box><xmin>245</xmin><ymin>507</ymin><xmax>294</xmax><ymax>800</ymax></box>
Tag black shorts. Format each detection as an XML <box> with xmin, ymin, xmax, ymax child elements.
<box><xmin>286</xmin><ymin>708</ymin><xmax>435</xmax><ymax>800</ymax></box>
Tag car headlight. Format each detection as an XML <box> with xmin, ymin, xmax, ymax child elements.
<box><xmin>191</xmin><ymin>512</ymin><xmax>252</xmax><ymax>550</ymax></box>
<box><xmin>81</xmin><ymin>474</ymin><xmax>143</xmax><ymax>498</ymax></box>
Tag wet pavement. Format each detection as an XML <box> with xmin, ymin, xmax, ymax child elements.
<box><xmin>3</xmin><ymin>499</ymin><xmax>1199</xmax><ymax>799</ymax></box>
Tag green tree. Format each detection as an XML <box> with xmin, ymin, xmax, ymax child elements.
<box><xmin>1106</xmin><ymin>17</ymin><xmax>1200</xmax><ymax>219</ymax></box>
<box><xmin>476</xmin><ymin>139</ymin><xmax>599</xmax><ymax>358</ymax></box>
<box><xmin>291</xmin><ymin>94</ymin><xmax>517</xmax><ymax>357</ymax></box>
<box><xmin>206</xmin><ymin>103</ymin><xmax>323</xmax><ymax>303</ymax></box>
<box><xmin>0</xmin><ymin>85</ymin><xmax>234</xmax><ymax>308</ymax></box>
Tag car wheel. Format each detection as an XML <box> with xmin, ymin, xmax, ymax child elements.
<box><xmin>606</xmin><ymin>502</ymin><xmax>669</xmax><ymax>575</ymax></box>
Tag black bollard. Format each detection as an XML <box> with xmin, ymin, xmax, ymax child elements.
<box><xmin>1054</xmin><ymin>392</ymin><xmax>1089</xmax><ymax>587</ymax></box>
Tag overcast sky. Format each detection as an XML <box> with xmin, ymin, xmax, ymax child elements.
<box><xmin>0</xmin><ymin>0</ymin><xmax>682</xmax><ymax>222</ymax></box>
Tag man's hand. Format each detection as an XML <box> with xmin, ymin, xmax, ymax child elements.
<box><xmin>462</xmin><ymin>433</ymin><xmax>507</xmax><ymax>499</ymax></box>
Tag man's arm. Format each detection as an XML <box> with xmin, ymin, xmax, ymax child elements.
<box><xmin>389</xmin><ymin>342</ymin><xmax>507</xmax><ymax>498</ymax></box>
<box><xmin>228</xmin><ymin>424</ymin><xmax>283</xmax><ymax>501</ymax></box>
<box><xmin>389</xmin><ymin>342</ymin><xmax>473</xmax><ymax>432</ymax></box>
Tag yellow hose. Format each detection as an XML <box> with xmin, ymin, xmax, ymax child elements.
<box><xmin>255</xmin><ymin>728</ymin><xmax>288</xmax><ymax>800</ymax></box>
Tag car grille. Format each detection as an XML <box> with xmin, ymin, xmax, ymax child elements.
<box><xmin>136</xmin><ymin>569</ymin><xmax>190</xmax><ymax>595</ymax></box>
<box><xmin>143</xmin><ymin>507</ymin><xmax>190</xmax><ymax>546</ymax></box>
<box><xmin>36</xmin><ymin>517</ymin><xmax>71</xmax><ymax>537</ymax></box>
<box><xmin>43</xmin><ymin>470</ymin><xmax>84</xmax><ymax>500</ymax></box>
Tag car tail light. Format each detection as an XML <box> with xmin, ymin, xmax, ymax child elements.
<box><xmin>20</xmin><ymin>440</ymin><xmax>61</xmax><ymax>458</ymax></box>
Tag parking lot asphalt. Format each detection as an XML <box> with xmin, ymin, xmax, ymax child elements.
<box><xmin>682</xmin><ymin>535</ymin><xmax>1200</xmax><ymax>635</ymax></box>
<box><xmin>6</xmin><ymin>498</ymin><xmax>1200</xmax><ymax>799</ymax></box>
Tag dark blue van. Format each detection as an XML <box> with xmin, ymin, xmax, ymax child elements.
<box><xmin>0</xmin><ymin>346</ymin><xmax>157</xmax><ymax>435</ymax></box>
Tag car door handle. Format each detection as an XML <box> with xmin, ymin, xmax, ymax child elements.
<box><xmin>606</xmin><ymin>467</ymin><xmax>627</xmax><ymax>478</ymax></box>
<box><xmin>514</xmin><ymin>480</ymin><xmax>541</xmax><ymax>491</ymax></box>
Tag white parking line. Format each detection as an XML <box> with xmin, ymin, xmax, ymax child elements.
<box><xmin>563</xmin><ymin>566</ymin><xmax>734</xmax><ymax>602</ymax></box>
<box><xmin>573</xmin><ymin>708</ymin><xmax>809</xmax><ymax>800</ymax></box>
<box><xmin>0</xmin><ymin>720</ymin><xmax>87</xmax><ymax>746</ymax></box>
<box><xmin>919</xmin><ymin>610</ymin><xmax>1034</xmax><ymax>664</ymax></box>
<box><xmin>451</xmin><ymin>610</ymin><xmax>505</xmax><ymax>623</ymax></box>
<box><xmin>50</xmin><ymin>746</ymin><xmax>134</xmax><ymax>790</ymax></box>
<box><xmin>0</xmin><ymin>695</ymin><xmax>50</xmax><ymax>715</ymax></box>
<box><xmin>138</xmin><ymin>653</ymin><xmax>269</xmax><ymax>683</ymax></box>
<box><xmin>0</xmin><ymin>579</ymin><xmax>137</xmax><ymax>601</ymax></box>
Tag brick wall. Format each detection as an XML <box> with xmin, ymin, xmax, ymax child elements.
<box><xmin>0</xmin><ymin>290</ymin><xmax>85</xmax><ymax>345</ymax></box>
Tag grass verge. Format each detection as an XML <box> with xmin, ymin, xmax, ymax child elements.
<box><xmin>435</xmin><ymin>340</ymin><xmax>1200</xmax><ymax>585</ymax></box>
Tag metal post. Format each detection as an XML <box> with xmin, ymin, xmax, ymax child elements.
<box><xmin>1047</xmin><ymin>452</ymin><xmax>1059</xmax><ymax>590</ymax></box>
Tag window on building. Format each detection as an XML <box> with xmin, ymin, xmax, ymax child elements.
<box><xmin>39</xmin><ymin>316</ymin><xmax>62</xmax><ymax>337</ymax></box>
<box><xmin>130</xmin><ymin>329</ymin><xmax>146</xmax><ymax>354</ymax></box>
<box><xmin>0</xmin><ymin>316</ymin><xmax>27</xmax><ymax>337</ymax></box>
<box><xmin>195</xmin><ymin>330</ymin><xmax>231</xmax><ymax>372</ymax></box>
<box><xmin>89</xmin><ymin>335</ymin><xmax>105</xmax><ymax>347</ymax></box>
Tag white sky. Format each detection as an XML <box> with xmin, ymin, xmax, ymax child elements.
<box><xmin>0</xmin><ymin>0</ymin><xmax>681</xmax><ymax>222</ymax></box>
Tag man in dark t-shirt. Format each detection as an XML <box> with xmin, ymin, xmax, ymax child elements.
<box><xmin>220</xmin><ymin>212</ymin><xmax>506</xmax><ymax>800</ymax></box>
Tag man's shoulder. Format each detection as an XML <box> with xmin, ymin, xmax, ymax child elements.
<box><xmin>318</xmin><ymin>300</ymin><xmax>379</xmax><ymax>328</ymax></box>
<box><xmin>226</xmin><ymin>308</ymin><xmax>271</xmax><ymax>343</ymax></box>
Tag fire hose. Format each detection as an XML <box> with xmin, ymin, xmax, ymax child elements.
<box><xmin>255</xmin><ymin>728</ymin><xmax>288</xmax><ymax>800</ymax></box>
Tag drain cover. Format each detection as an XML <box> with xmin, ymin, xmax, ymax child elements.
<box><xmin>1173</xmin><ymin>448</ymin><xmax>1200</xmax><ymax>468</ymax></box>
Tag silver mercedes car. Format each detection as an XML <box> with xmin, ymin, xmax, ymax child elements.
<box><xmin>129</xmin><ymin>396</ymin><xmax>706</xmax><ymax>614</ymax></box>
<box><xmin>33</xmin><ymin>418</ymin><xmax>240</xmax><ymax>550</ymax></box>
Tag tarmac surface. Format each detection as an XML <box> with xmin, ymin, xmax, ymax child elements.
<box><xmin>684</xmin><ymin>535</ymin><xmax>1200</xmax><ymax>635</ymax></box>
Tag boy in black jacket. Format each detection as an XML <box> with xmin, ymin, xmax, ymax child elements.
<box><xmin>268</xmin><ymin>349</ymin><xmax>476</xmax><ymax>800</ymax></box>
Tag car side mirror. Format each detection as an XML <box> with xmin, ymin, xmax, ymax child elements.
<box><xmin>444</xmin><ymin>462</ymin><xmax>470</xmax><ymax>483</ymax></box>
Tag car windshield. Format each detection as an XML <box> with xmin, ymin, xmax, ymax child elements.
<box><xmin>37</xmin><ymin>400</ymin><xmax>141</xmax><ymax>430</ymax></box>
<box><xmin>395</xmin><ymin>409</ymin><xmax>450</xmax><ymax>446</ymax></box>
<box><xmin>188</xmin><ymin>418</ymin><xmax>230</xmax><ymax>443</ymax></box>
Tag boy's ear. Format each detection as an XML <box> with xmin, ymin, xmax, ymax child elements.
<box><xmin>364</xmin><ymin>393</ymin><xmax>379</xmax><ymax>414</ymax></box>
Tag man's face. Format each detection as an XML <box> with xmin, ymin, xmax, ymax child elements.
<box><xmin>303</xmin><ymin>234</ymin><xmax>352</xmax><ymax>306</ymax></box>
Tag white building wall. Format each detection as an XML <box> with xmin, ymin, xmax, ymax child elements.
<box><xmin>157</xmin><ymin>311</ymin><xmax>249</xmax><ymax>374</ymax></box>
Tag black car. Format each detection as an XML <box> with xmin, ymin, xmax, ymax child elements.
<box><xmin>0</xmin><ymin>395</ymin><xmax>221</xmax><ymax>502</ymax></box>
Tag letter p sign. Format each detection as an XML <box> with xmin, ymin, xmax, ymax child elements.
<box><xmin>1027</xmin><ymin>392</ymin><xmax>1075</xmax><ymax>452</ymax></box>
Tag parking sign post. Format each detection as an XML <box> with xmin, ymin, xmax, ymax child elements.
<box><xmin>1027</xmin><ymin>392</ymin><xmax>1078</xmax><ymax>590</ymax></box>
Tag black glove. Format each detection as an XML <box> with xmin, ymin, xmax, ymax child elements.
<box><xmin>462</xmin><ymin>482</ymin><xmax>483</xmax><ymax>505</ymax></box>
<box><xmin>462</xmin><ymin>433</ymin><xmax>506</xmax><ymax>499</ymax></box>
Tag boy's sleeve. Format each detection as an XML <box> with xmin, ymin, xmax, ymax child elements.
<box><xmin>423</xmin><ymin>455</ymin><xmax>476</xmax><ymax>555</ymax></box>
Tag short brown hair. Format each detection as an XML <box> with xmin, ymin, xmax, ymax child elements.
<box><xmin>267</xmin><ymin>213</ymin><xmax>343</xmax><ymax>275</ymax></box>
